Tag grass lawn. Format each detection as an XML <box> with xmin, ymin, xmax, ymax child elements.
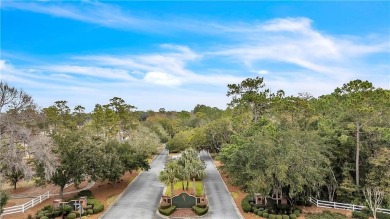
<box><xmin>165</xmin><ymin>181</ymin><xmax>204</xmax><ymax>197</ymax></box>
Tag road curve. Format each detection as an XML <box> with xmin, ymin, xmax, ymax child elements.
<box><xmin>101</xmin><ymin>149</ymin><xmax>168</xmax><ymax>219</ymax></box>
<box><xmin>201</xmin><ymin>150</ymin><xmax>243</xmax><ymax>219</ymax></box>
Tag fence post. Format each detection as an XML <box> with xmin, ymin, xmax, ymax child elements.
<box><xmin>316</xmin><ymin>199</ymin><xmax>318</xmax><ymax>207</ymax></box>
<box><xmin>353</xmin><ymin>204</ymin><xmax>355</xmax><ymax>211</ymax></box>
<box><xmin>22</xmin><ymin>204</ymin><xmax>24</xmax><ymax>213</ymax></box>
<box><xmin>40</xmin><ymin>195</ymin><xmax>42</xmax><ymax>203</ymax></box>
<box><xmin>333</xmin><ymin>201</ymin><xmax>335</xmax><ymax>208</ymax></box>
<box><xmin>309</xmin><ymin>197</ymin><xmax>311</xmax><ymax>204</ymax></box>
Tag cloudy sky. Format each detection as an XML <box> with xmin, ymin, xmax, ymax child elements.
<box><xmin>1</xmin><ymin>1</ymin><xmax>389</xmax><ymax>111</ymax></box>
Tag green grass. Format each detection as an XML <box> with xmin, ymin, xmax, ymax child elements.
<box><xmin>165</xmin><ymin>181</ymin><xmax>204</xmax><ymax>197</ymax></box>
<box><xmin>305</xmin><ymin>211</ymin><xmax>347</xmax><ymax>219</ymax></box>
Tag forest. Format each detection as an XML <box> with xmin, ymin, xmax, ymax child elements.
<box><xmin>0</xmin><ymin>77</ymin><xmax>389</xmax><ymax>217</ymax></box>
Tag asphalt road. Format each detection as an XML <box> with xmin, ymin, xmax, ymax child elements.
<box><xmin>101</xmin><ymin>149</ymin><xmax>242</xmax><ymax>219</ymax></box>
<box><xmin>201</xmin><ymin>150</ymin><xmax>243</xmax><ymax>219</ymax></box>
<box><xmin>101</xmin><ymin>149</ymin><xmax>168</xmax><ymax>219</ymax></box>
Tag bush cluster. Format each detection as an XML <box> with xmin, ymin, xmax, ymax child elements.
<box><xmin>192</xmin><ymin>205</ymin><xmax>209</xmax><ymax>216</ymax></box>
<box><xmin>34</xmin><ymin>191</ymin><xmax>105</xmax><ymax>219</ymax></box>
<box><xmin>88</xmin><ymin>198</ymin><xmax>104</xmax><ymax>214</ymax></box>
<box><xmin>77</xmin><ymin>190</ymin><xmax>93</xmax><ymax>198</ymax></box>
<box><xmin>158</xmin><ymin>205</ymin><xmax>176</xmax><ymax>216</ymax></box>
<box><xmin>66</xmin><ymin>213</ymin><xmax>77</xmax><ymax>219</ymax></box>
<box><xmin>241</xmin><ymin>194</ymin><xmax>253</xmax><ymax>213</ymax></box>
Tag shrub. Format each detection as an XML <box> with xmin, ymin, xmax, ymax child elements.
<box><xmin>88</xmin><ymin>198</ymin><xmax>104</xmax><ymax>214</ymax></box>
<box><xmin>289</xmin><ymin>214</ymin><xmax>297</xmax><ymax>219</ymax></box>
<box><xmin>87</xmin><ymin>209</ymin><xmax>93</xmax><ymax>215</ymax></box>
<box><xmin>43</xmin><ymin>205</ymin><xmax>53</xmax><ymax>211</ymax></box>
<box><xmin>241</xmin><ymin>194</ymin><xmax>253</xmax><ymax>213</ymax></box>
<box><xmin>53</xmin><ymin>211</ymin><xmax>60</xmax><ymax>217</ymax></box>
<box><xmin>275</xmin><ymin>215</ymin><xmax>282</xmax><ymax>219</ymax></box>
<box><xmin>352</xmin><ymin>211</ymin><xmax>369</xmax><ymax>219</ymax></box>
<box><xmin>36</xmin><ymin>213</ymin><xmax>44</xmax><ymax>219</ymax></box>
<box><xmin>258</xmin><ymin>210</ymin><xmax>263</xmax><ymax>216</ymax></box>
<box><xmin>40</xmin><ymin>216</ymin><xmax>49</xmax><ymax>219</ymax></box>
<box><xmin>159</xmin><ymin>206</ymin><xmax>176</xmax><ymax>216</ymax></box>
<box><xmin>66</xmin><ymin>213</ymin><xmax>77</xmax><ymax>219</ymax></box>
<box><xmin>159</xmin><ymin>202</ymin><xmax>171</xmax><ymax>209</ymax></box>
<box><xmin>77</xmin><ymin>190</ymin><xmax>93</xmax><ymax>198</ymax></box>
<box><xmin>293</xmin><ymin>209</ymin><xmax>300</xmax><ymax>217</ymax></box>
<box><xmin>377</xmin><ymin>212</ymin><xmax>390</xmax><ymax>219</ymax></box>
<box><xmin>197</xmin><ymin>204</ymin><xmax>207</xmax><ymax>208</ymax></box>
<box><xmin>269</xmin><ymin>214</ymin><xmax>275</xmax><ymax>219</ymax></box>
<box><xmin>44</xmin><ymin>212</ymin><xmax>53</xmax><ymax>218</ymax></box>
<box><xmin>263</xmin><ymin>212</ymin><xmax>269</xmax><ymax>218</ymax></box>
<box><xmin>192</xmin><ymin>206</ymin><xmax>209</xmax><ymax>216</ymax></box>
<box><xmin>282</xmin><ymin>215</ymin><xmax>289</xmax><ymax>219</ymax></box>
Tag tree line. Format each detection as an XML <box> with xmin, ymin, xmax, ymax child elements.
<box><xmin>1</xmin><ymin>78</ymin><xmax>389</xmax><ymax>217</ymax></box>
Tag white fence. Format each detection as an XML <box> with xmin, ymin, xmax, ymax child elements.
<box><xmin>309</xmin><ymin>197</ymin><xmax>390</xmax><ymax>215</ymax></box>
<box><xmin>1</xmin><ymin>191</ymin><xmax>50</xmax><ymax>216</ymax></box>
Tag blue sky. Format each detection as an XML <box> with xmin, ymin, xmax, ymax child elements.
<box><xmin>1</xmin><ymin>1</ymin><xmax>389</xmax><ymax>111</ymax></box>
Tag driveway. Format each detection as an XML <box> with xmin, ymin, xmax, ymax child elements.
<box><xmin>201</xmin><ymin>150</ymin><xmax>243</xmax><ymax>219</ymax></box>
<box><xmin>101</xmin><ymin>149</ymin><xmax>168</xmax><ymax>219</ymax></box>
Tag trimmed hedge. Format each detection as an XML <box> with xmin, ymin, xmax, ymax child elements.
<box><xmin>293</xmin><ymin>209</ymin><xmax>300</xmax><ymax>217</ymax></box>
<box><xmin>192</xmin><ymin>206</ymin><xmax>209</xmax><ymax>216</ymax></box>
<box><xmin>159</xmin><ymin>206</ymin><xmax>176</xmax><ymax>216</ymax></box>
<box><xmin>289</xmin><ymin>214</ymin><xmax>297</xmax><ymax>219</ymax></box>
<box><xmin>40</xmin><ymin>216</ymin><xmax>49</xmax><ymax>219</ymax></box>
<box><xmin>77</xmin><ymin>190</ymin><xmax>93</xmax><ymax>198</ymax></box>
<box><xmin>282</xmin><ymin>215</ymin><xmax>289</xmax><ymax>219</ymax></box>
<box><xmin>66</xmin><ymin>213</ymin><xmax>77</xmax><ymax>219</ymax></box>
<box><xmin>87</xmin><ymin>209</ymin><xmax>94</xmax><ymax>215</ymax></box>
<box><xmin>241</xmin><ymin>194</ymin><xmax>253</xmax><ymax>213</ymax></box>
<box><xmin>275</xmin><ymin>215</ymin><xmax>282</xmax><ymax>219</ymax></box>
<box><xmin>263</xmin><ymin>212</ymin><xmax>269</xmax><ymax>218</ymax></box>
<box><xmin>88</xmin><ymin>198</ymin><xmax>104</xmax><ymax>214</ymax></box>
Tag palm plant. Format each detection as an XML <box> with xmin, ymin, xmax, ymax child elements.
<box><xmin>159</xmin><ymin>160</ymin><xmax>180</xmax><ymax>197</ymax></box>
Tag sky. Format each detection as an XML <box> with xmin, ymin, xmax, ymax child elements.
<box><xmin>1</xmin><ymin>1</ymin><xmax>389</xmax><ymax>111</ymax></box>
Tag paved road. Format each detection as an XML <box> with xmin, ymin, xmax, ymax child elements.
<box><xmin>201</xmin><ymin>151</ymin><xmax>243</xmax><ymax>219</ymax></box>
<box><xmin>101</xmin><ymin>149</ymin><xmax>168</xmax><ymax>219</ymax></box>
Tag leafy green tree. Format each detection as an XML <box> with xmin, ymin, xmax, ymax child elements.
<box><xmin>49</xmin><ymin>131</ymin><xmax>89</xmax><ymax>199</ymax></box>
<box><xmin>0</xmin><ymin>190</ymin><xmax>9</xmax><ymax>215</ymax></box>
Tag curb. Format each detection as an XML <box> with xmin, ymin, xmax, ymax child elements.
<box><xmin>98</xmin><ymin>148</ymin><xmax>166</xmax><ymax>219</ymax></box>
<box><xmin>207</xmin><ymin>151</ymin><xmax>244</xmax><ymax>219</ymax></box>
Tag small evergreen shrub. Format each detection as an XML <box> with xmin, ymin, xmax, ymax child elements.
<box><xmin>269</xmin><ymin>214</ymin><xmax>276</xmax><ymax>219</ymax></box>
<box><xmin>377</xmin><ymin>212</ymin><xmax>390</xmax><ymax>219</ymax></box>
<box><xmin>263</xmin><ymin>212</ymin><xmax>269</xmax><ymax>218</ymax></box>
<box><xmin>282</xmin><ymin>215</ymin><xmax>289</xmax><ymax>219</ymax></box>
<box><xmin>53</xmin><ymin>211</ymin><xmax>60</xmax><ymax>217</ymax></box>
<box><xmin>159</xmin><ymin>206</ymin><xmax>176</xmax><ymax>216</ymax></box>
<box><xmin>293</xmin><ymin>209</ymin><xmax>300</xmax><ymax>217</ymax></box>
<box><xmin>289</xmin><ymin>214</ymin><xmax>297</xmax><ymax>219</ymax></box>
<box><xmin>192</xmin><ymin>206</ymin><xmax>209</xmax><ymax>216</ymax></box>
<box><xmin>66</xmin><ymin>213</ymin><xmax>77</xmax><ymax>219</ymax></box>
<box><xmin>258</xmin><ymin>210</ymin><xmax>263</xmax><ymax>216</ymax></box>
<box><xmin>77</xmin><ymin>190</ymin><xmax>93</xmax><ymax>198</ymax></box>
<box><xmin>87</xmin><ymin>209</ymin><xmax>93</xmax><ymax>215</ymax></box>
<box><xmin>275</xmin><ymin>215</ymin><xmax>282</xmax><ymax>219</ymax></box>
<box><xmin>40</xmin><ymin>216</ymin><xmax>49</xmax><ymax>219</ymax></box>
<box><xmin>352</xmin><ymin>211</ymin><xmax>369</xmax><ymax>219</ymax></box>
<box><xmin>241</xmin><ymin>194</ymin><xmax>253</xmax><ymax>213</ymax></box>
<box><xmin>44</xmin><ymin>212</ymin><xmax>53</xmax><ymax>218</ymax></box>
<box><xmin>254</xmin><ymin>208</ymin><xmax>259</xmax><ymax>215</ymax></box>
<box><xmin>197</xmin><ymin>204</ymin><xmax>207</xmax><ymax>208</ymax></box>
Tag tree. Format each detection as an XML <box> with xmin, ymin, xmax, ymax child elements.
<box><xmin>49</xmin><ymin>131</ymin><xmax>89</xmax><ymax>199</ymax></box>
<box><xmin>177</xmin><ymin>149</ymin><xmax>206</xmax><ymax>192</ymax></box>
<box><xmin>227</xmin><ymin>77</ymin><xmax>283</xmax><ymax>122</ymax></box>
<box><xmin>159</xmin><ymin>160</ymin><xmax>180</xmax><ymax>198</ymax></box>
<box><xmin>363</xmin><ymin>148</ymin><xmax>390</xmax><ymax>219</ymax></box>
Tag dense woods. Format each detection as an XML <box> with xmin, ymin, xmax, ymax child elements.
<box><xmin>0</xmin><ymin>78</ymin><xmax>389</xmax><ymax>217</ymax></box>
